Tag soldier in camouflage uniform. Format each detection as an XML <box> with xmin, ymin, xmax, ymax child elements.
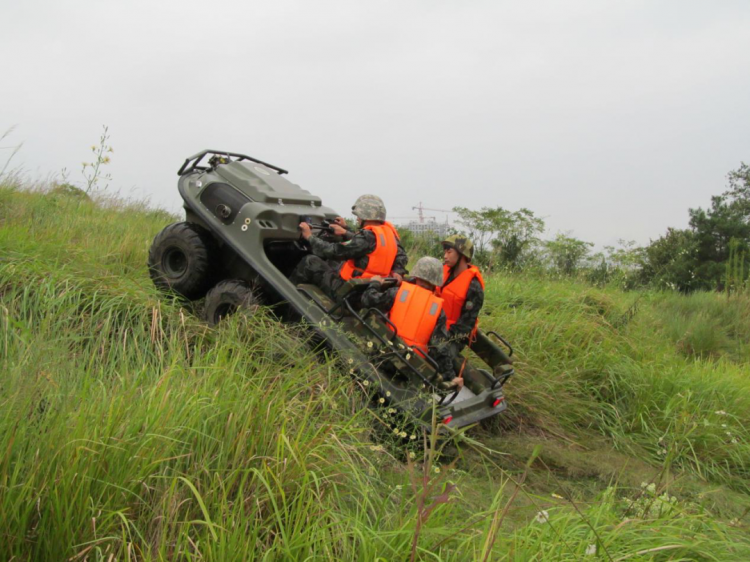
<box><xmin>361</xmin><ymin>257</ymin><xmax>461</xmax><ymax>386</ymax></box>
<box><xmin>290</xmin><ymin>195</ymin><xmax>408</xmax><ymax>300</ymax></box>
<box><xmin>440</xmin><ymin>235</ymin><xmax>485</xmax><ymax>355</ymax></box>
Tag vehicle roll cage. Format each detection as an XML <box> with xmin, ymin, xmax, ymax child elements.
<box><xmin>178</xmin><ymin>150</ymin><xmax>289</xmax><ymax>176</ymax></box>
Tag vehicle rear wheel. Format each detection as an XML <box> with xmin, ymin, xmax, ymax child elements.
<box><xmin>148</xmin><ymin>222</ymin><xmax>215</xmax><ymax>300</ymax></box>
<box><xmin>204</xmin><ymin>279</ymin><xmax>258</xmax><ymax>326</ymax></box>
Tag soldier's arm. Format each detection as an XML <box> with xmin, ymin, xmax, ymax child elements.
<box><xmin>308</xmin><ymin>230</ymin><xmax>375</xmax><ymax>261</ymax></box>
<box><xmin>392</xmin><ymin>238</ymin><xmax>409</xmax><ymax>276</ymax></box>
<box><xmin>333</xmin><ymin>217</ymin><xmax>355</xmax><ymax>240</ymax></box>
<box><xmin>429</xmin><ymin>311</ymin><xmax>457</xmax><ymax>381</ymax></box>
<box><xmin>447</xmin><ymin>278</ymin><xmax>485</xmax><ymax>342</ymax></box>
<box><xmin>360</xmin><ymin>285</ymin><xmax>398</xmax><ymax>312</ymax></box>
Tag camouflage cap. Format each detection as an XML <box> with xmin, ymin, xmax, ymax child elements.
<box><xmin>410</xmin><ymin>256</ymin><xmax>443</xmax><ymax>287</ymax></box>
<box><xmin>351</xmin><ymin>194</ymin><xmax>386</xmax><ymax>221</ymax></box>
<box><xmin>441</xmin><ymin>235</ymin><xmax>474</xmax><ymax>261</ymax></box>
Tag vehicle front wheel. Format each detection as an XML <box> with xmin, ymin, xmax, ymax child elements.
<box><xmin>204</xmin><ymin>279</ymin><xmax>258</xmax><ymax>326</ymax></box>
<box><xmin>148</xmin><ymin>222</ymin><xmax>215</xmax><ymax>300</ymax></box>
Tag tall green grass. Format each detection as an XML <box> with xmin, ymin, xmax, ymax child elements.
<box><xmin>2</xmin><ymin>182</ymin><xmax>750</xmax><ymax>559</ymax></box>
<box><xmin>481</xmin><ymin>274</ymin><xmax>750</xmax><ymax>490</ymax></box>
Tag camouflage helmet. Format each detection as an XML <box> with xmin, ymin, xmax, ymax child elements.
<box><xmin>441</xmin><ymin>235</ymin><xmax>474</xmax><ymax>262</ymax></box>
<box><xmin>410</xmin><ymin>257</ymin><xmax>443</xmax><ymax>288</ymax></box>
<box><xmin>351</xmin><ymin>194</ymin><xmax>386</xmax><ymax>222</ymax></box>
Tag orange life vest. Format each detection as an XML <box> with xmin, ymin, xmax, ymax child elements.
<box><xmin>339</xmin><ymin>222</ymin><xmax>399</xmax><ymax>281</ymax></box>
<box><xmin>388</xmin><ymin>281</ymin><xmax>443</xmax><ymax>355</ymax></box>
<box><xmin>438</xmin><ymin>264</ymin><xmax>485</xmax><ymax>339</ymax></box>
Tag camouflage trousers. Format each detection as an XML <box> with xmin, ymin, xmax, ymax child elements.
<box><xmin>448</xmin><ymin>338</ymin><xmax>469</xmax><ymax>357</ymax></box>
<box><xmin>289</xmin><ymin>255</ymin><xmax>346</xmax><ymax>301</ymax></box>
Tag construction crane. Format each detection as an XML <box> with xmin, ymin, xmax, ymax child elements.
<box><xmin>389</xmin><ymin>215</ymin><xmax>436</xmax><ymax>221</ymax></box>
<box><xmin>388</xmin><ymin>215</ymin><xmax>438</xmax><ymax>230</ymax></box>
<box><xmin>411</xmin><ymin>202</ymin><xmax>453</xmax><ymax>223</ymax></box>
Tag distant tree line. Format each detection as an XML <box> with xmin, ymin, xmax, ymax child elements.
<box><xmin>643</xmin><ymin>163</ymin><xmax>750</xmax><ymax>292</ymax></box>
<box><xmin>397</xmin><ymin>162</ymin><xmax>750</xmax><ymax>293</ymax></box>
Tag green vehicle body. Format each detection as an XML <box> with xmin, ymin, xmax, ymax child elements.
<box><xmin>167</xmin><ymin>150</ymin><xmax>514</xmax><ymax>430</ymax></box>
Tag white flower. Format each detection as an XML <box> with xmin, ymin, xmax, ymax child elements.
<box><xmin>732</xmin><ymin>438</ymin><xmax>739</xmax><ymax>444</ymax></box>
<box><xmin>646</xmin><ymin>483</ymin><xmax>656</xmax><ymax>493</ymax></box>
<box><xmin>410</xmin><ymin>434</ymin><xmax>416</xmax><ymax>441</ymax></box>
<box><xmin>386</xmin><ymin>391</ymin><xmax>391</xmax><ymax>397</ymax></box>
<box><xmin>363</xmin><ymin>380</ymin><xmax>369</xmax><ymax>386</ymax></box>
<box><xmin>585</xmin><ymin>544</ymin><xmax>597</xmax><ymax>556</ymax></box>
<box><xmin>433</xmin><ymin>466</ymin><xmax>441</xmax><ymax>474</ymax></box>
<box><xmin>348</xmin><ymin>358</ymin><xmax>354</xmax><ymax>364</ymax></box>
<box><xmin>715</xmin><ymin>410</ymin><xmax>727</xmax><ymax>416</ymax></box>
<box><xmin>534</xmin><ymin>510</ymin><xmax>549</xmax><ymax>524</ymax></box>
<box><xmin>387</xmin><ymin>408</ymin><xmax>396</xmax><ymax>414</ymax></box>
<box><xmin>409</xmin><ymin>451</ymin><xmax>416</xmax><ymax>459</ymax></box>
<box><xmin>405</xmin><ymin>353</ymin><xmax>411</xmax><ymax>360</ymax></box>
<box><xmin>400</xmin><ymin>431</ymin><xmax>407</xmax><ymax>438</ymax></box>
<box><xmin>551</xmin><ymin>493</ymin><xmax>564</xmax><ymax>500</ymax></box>
<box><xmin>378</xmin><ymin>398</ymin><xmax>385</xmax><ymax>404</ymax></box>
<box><xmin>367</xmin><ymin>341</ymin><xmax>373</xmax><ymax>348</ymax></box>
<box><xmin>721</xmin><ymin>423</ymin><xmax>727</xmax><ymax>428</ymax></box>
<box><xmin>726</xmin><ymin>431</ymin><xmax>732</xmax><ymax>437</ymax></box>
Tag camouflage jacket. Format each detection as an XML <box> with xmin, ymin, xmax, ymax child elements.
<box><xmin>309</xmin><ymin>227</ymin><xmax>408</xmax><ymax>276</ymax></box>
<box><xmin>360</xmin><ymin>285</ymin><xmax>456</xmax><ymax>381</ymax></box>
<box><xmin>443</xmin><ymin>269</ymin><xmax>485</xmax><ymax>345</ymax></box>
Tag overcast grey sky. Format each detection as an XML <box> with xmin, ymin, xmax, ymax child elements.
<box><xmin>3</xmin><ymin>0</ymin><xmax>749</xmax><ymax>247</ymax></box>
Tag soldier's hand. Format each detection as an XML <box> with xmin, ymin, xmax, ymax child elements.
<box><xmin>450</xmin><ymin>377</ymin><xmax>464</xmax><ymax>389</ymax></box>
<box><xmin>299</xmin><ymin>222</ymin><xmax>312</xmax><ymax>240</ymax></box>
<box><xmin>334</xmin><ymin>217</ymin><xmax>347</xmax><ymax>228</ymax></box>
<box><xmin>391</xmin><ymin>272</ymin><xmax>403</xmax><ymax>283</ymax></box>
<box><xmin>330</xmin><ymin>224</ymin><xmax>347</xmax><ymax>236</ymax></box>
<box><xmin>370</xmin><ymin>275</ymin><xmax>384</xmax><ymax>284</ymax></box>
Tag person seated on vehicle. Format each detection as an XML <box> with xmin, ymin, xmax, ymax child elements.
<box><xmin>439</xmin><ymin>235</ymin><xmax>485</xmax><ymax>355</ymax></box>
<box><xmin>290</xmin><ymin>194</ymin><xmax>408</xmax><ymax>300</ymax></box>
<box><xmin>360</xmin><ymin>256</ymin><xmax>462</xmax><ymax>388</ymax></box>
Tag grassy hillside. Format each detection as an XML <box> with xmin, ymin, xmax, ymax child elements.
<box><xmin>2</xmin><ymin>182</ymin><xmax>750</xmax><ymax>560</ymax></box>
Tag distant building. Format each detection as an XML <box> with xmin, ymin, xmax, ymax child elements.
<box><xmin>397</xmin><ymin>219</ymin><xmax>452</xmax><ymax>238</ymax></box>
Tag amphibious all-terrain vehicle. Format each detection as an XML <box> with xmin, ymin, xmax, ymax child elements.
<box><xmin>148</xmin><ymin>150</ymin><xmax>514</xmax><ymax>430</ymax></box>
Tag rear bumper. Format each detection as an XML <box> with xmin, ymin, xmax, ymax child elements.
<box><xmin>438</xmin><ymin>388</ymin><xmax>507</xmax><ymax>429</ymax></box>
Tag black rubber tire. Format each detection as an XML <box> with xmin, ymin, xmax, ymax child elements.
<box><xmin>204</xmin><ymin>280</ymin><xmax>258</xmax><ymax>326</ymax></box>
<box><xmin>148</xmin><ymin>222</ymin><xmax>215</xmax><ymax>300</ymax></box>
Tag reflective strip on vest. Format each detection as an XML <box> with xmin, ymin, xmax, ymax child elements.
<box><xmin>339</xmin><ymin>223</ymin><xmax>399</xmax><ymax>281</ymax></box>
<box><xmin>438</xmin><ymin>264</ymin><xmax>485</xmax><ymax>336</ymax></box>
<box><xmin>389</xmin><ymin>282</ymin><xmax>443</xmax><ymax>354</ymax></box>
